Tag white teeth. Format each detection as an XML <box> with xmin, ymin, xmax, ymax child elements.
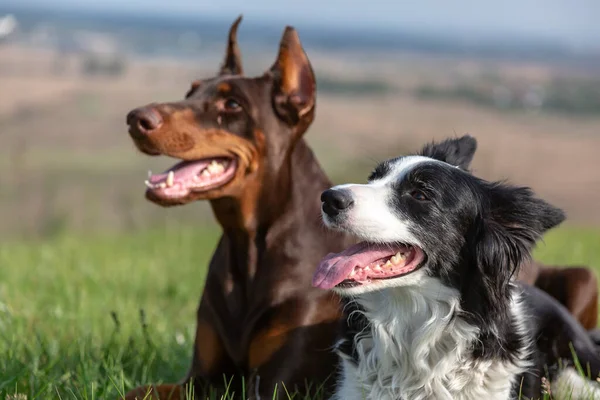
<box><xmin>364</xmin><ymin>266</ymin><xmax>370</xmax><ymax>271</ymax></box>
<box><xmin>199</xmin><ymin>160</ymin><xmax>227</xmax><ymax>178</ymax></box>
<box><xmin>144</xmin><ymin>160</ymin><xmax>229</xmax><ymax>190</ymax></box>
<box><xmin>373</xmin><ymin>265</ymin><xmax>382</xmax><ymax>272</ymax></box>
<box><xmin>385</xmin><ymin>260</ymin><xmax>393</xmax><ymax>268</ymax></box>
<box><xmin>390</xmin><ymin>252</ymin><xmax>406</xmax><ymax>265</ymax></box>
<box><xmin>349</xmin><ymin>269</ymin><xmax>356</xmax><ymax>278</ymax></box>
<box><xmin>207</xmin><ymin>160</ymin><xmax>224</xmax><ymax>174</ymax></box>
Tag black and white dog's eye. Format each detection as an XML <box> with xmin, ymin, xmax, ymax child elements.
<box><xmin>410</xmin><ymin>190</ymin><xmax>429</xmax><ymax>201</ymax></box>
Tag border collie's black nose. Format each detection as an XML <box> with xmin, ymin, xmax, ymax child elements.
<box><xmin>321</xmin><ymin>189</ymin><xmax>354</xmax><ymax>217</ymax></box>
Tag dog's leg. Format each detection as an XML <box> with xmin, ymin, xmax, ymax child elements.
<box><xmin>122</xmin><ymin>384</ymin><xmax>184</xmax><ymax>400</ymax></box>
<box><xmin>183</xmin><ymin>300</ymin><xmax>240</xmax><ymax>398</ymax></box>
<box><xmin>535</xmin><ymin>266</ymin><xmax>599</xmax><ymax>330</ymax></box>
<box><xmin>551</xmin><ymin>304</ymin><xmax>600</xmax><ymax>396</ymax></box>
<box><xmin>244</xmin><ymin>299</ymin><xmax>342</xmax><ymax>400</ymax></box>
<box><xmin>562</xmin><ymin>267</ymin><xmax>598</xmax><ymax>331</ymax></box>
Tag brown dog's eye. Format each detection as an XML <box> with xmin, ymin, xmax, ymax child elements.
<box><xmin>223</xmin><ymin>98</ymin><xmax>242</xmax><ymax>111</ymax></box>
<box><xmin>410</xmin><ymin>190</ymin><xmax>428</xmax><ymax>201</ymax></box>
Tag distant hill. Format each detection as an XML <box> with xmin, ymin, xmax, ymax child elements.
<box><xmin>1</xmin><ymin>4</ymin><xmax>599</xmax><ymax>67</ymax></box>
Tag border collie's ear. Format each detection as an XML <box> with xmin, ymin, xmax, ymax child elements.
<box><xmin>490</xmin><ymin>184</ymin><xmax>565</xmax><ymax>240</ymax></box>
<box><xmin>476</xmin><ymin>183</ymin><xmax>565</xmax><ymax>282</ymax></box>
<box><xmin>420</xmin><ymin>135</ymin><xmax>477</xmax><ymax>170</ymax></box>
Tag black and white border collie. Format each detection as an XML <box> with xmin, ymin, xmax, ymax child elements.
<box><xmin>313</xmin><ymin>136</ymin><xmax>600</xmax><ymax>400</ymax></box>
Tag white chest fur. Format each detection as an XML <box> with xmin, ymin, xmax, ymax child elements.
<box><xmin>333</xmin><ymin>279</ymin><xmax>529</xmax><ymax>400</ymax></box>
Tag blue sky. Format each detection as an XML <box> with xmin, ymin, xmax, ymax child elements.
<box><xmin>11</xmin><ymin>0</ymin><xmax>600</xmax><ymax>49</ymax></box>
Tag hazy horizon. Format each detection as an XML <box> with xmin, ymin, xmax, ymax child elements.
<box><xmin>3</xmin><ymin>0</ymin><xmax>598</xmax><ymax>50</ymax></box>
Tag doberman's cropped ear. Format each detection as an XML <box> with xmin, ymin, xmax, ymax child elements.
<box><xmin>269</xmin><ymin>26</ymin><xmax>316</xmax><ymax>131</ymax></box>
<box><xmin>219</xmin><ymin>15</ymin><xmax>244</xmax><ymax>76</ymax></box>
<box><xmin>419</xmin><ymin>135</ymin><xmax>477</xmax><ymax>171</ymax></box>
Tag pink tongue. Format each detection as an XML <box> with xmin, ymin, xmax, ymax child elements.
<box><xmin>312</xmin><ymin>242</ymin><xmax>398</xmax><ymax>290</ymax></box>
<box><xmin>148</xmin><ymin>160</ymin><xmax>211</xmax><ymax>184</ymax></box>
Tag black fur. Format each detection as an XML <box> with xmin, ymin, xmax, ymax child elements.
<box><xmin>383</xmin><ymin>147</ymin><xmax>563</xmax><ymax>329</ymax></box>
<box><xmin>368</xmin><ymin>159</ymin><xmax>393</xmax><ymax>182</ymax></box>
<box><xmin>331</xmin><ymin>136</ymin><xmax>600</xmax><ymax>399</ymax></box>
<box><xmin>419</xmin><ymin>134</ymin><xmax>477</xmax><ymax>170</ymax></box>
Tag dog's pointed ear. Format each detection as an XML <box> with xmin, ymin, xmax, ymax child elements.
<box><xmin>420</xmin><ymin>135</ymin><xmax>477</xmax><ymax>170</ymax></box>
<box><xmin>476</xmin><ymin>184</ymin><xmax>565</xmax><ymax>282</ymax></box>
<box><xmin>268</xmin><ymin>26</ymin><xmax>316</xmax><ymax>132</ymax></box>
<box><xmin>219</xmin><ymin>15</ymin><xmax>244</xmax><ymax>76</ymax></box>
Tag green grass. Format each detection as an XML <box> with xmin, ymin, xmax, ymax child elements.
<box><xmin>534</xmin><ymin>226</ymin><xmax>600</xmax><ymax>267</ymax></box>
<box><xmin>0</xmin><ymin>225</ymin><xmax>599</xmax><ymax>399</ymax></box>
<box><xmin>0</xmin><ymin>225</ymin><xmax>219</xmax><ymax>399</ymax></box>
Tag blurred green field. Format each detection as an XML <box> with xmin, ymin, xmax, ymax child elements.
<box><xmin>0</xmin><ymin>225</ymin><xmax>599</xmax><ymax>399</ymax></box>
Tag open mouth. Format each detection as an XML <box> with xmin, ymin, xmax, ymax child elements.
<box><xmin>144</xmin><ymin>157</ymin><xmax>237</xmax><ymax>200</ymax></box>
<box><xmin>312</xmin><ymin>242</ymin><xmax>426</xmax><ymax>290</ymax></box>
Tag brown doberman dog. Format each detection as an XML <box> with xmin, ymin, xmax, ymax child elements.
<box><xmin>124</xmin><ymin>17</ymin><xmax>599</xmax><ymax>399</ymax></box>
<box><xmin>124</xmin><ymin>17</ymin><xmax>351</xmax><ymax>400</ymax></box>
<box><xmin>522</xmin><ymin>263</ymin><xmax>598</xmax><ymax>330</ymax></box>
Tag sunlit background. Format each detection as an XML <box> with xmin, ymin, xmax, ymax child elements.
<box><xmin>1</xmin><ymin>0</ymin><xmax>600</xmax><ymax>236</ymax></box>
<box><xmin>0</xmin><ymin>1</ymin><xmax>599</xmax><ymax>397</ymax></box>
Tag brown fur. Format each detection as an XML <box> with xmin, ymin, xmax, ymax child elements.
<box><xmin>521</xmin><ymin>261</ymin><xmax>599</xmax><ymax>330</ymax></box>
<box><xmin>124</xmin><ymin>17</ymin><xmax>350</xmax><ymax>399</ymax></box>
<box><xmin>123</xmin><ymin>384</ymin><xmax>184</xmax><ymax>400</ymax></box>
<box><xmin>122</xmin><ymin>16</ymin><xmax>598</xmax><ymax>399</ymax></box>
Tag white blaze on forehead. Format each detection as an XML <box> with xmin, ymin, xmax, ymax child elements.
<box><xmin>371</xmin><ymin>155</ymin><xmax>451</xmax><ymax>185</ymax></box>
<box><xmin>324</xmin><ymin>156</ymin><xmax>455</xmax><ymax>244</ymax></box>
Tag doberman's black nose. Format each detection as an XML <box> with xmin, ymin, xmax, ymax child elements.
<box><xmin>321</xmin><ymin>189</ymin><xmax>354</xmax><ymax>217</ymax></box>
<box><xmin>126</xmin><ymin>106</ymin><xmax>163</xmax><ymax>135</ymax></box>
